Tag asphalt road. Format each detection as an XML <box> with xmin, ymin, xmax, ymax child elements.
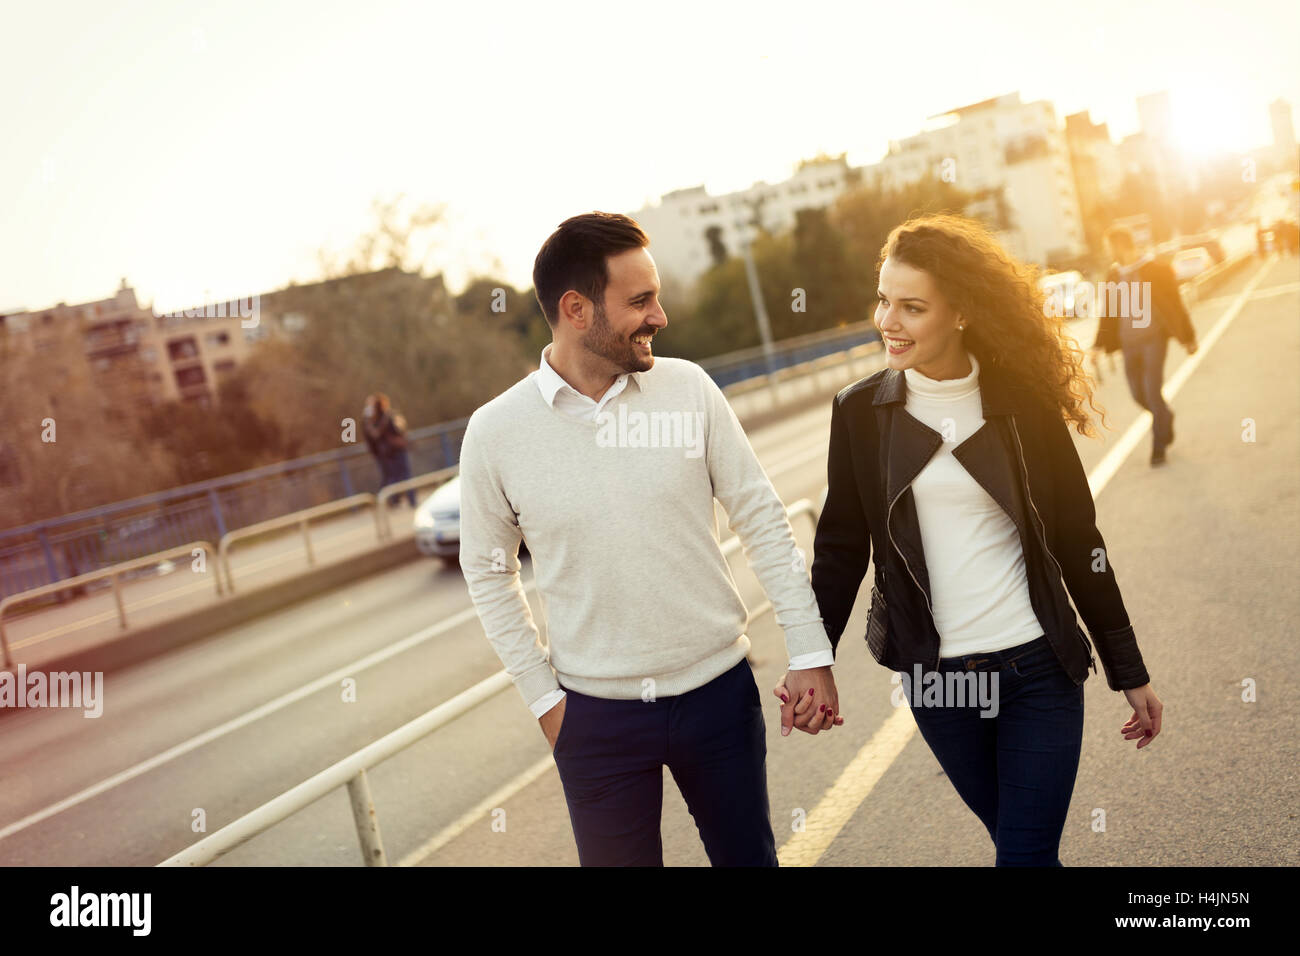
<box><xmin>0</xmin><ymin>253</ymin><xmax>1295</xmax><ymax>866</ymax></box>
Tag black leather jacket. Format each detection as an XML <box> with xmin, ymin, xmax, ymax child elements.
<box><xmin>811</xmin><ymin>360</ymin><xmax>1151</xmax><ymax>692</ymax></box>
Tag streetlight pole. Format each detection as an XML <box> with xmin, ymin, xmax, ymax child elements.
<box><xmin>737</xmin><ymin>196</ymin><xmax>777</xmax><ymax>377</ymax></box>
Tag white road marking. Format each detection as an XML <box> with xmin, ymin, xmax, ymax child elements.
<box><xmin>0</xmin><ymin>595</ymin><xmax>532</xmax><ymax>842</ymax></box>
<box><xmin>398</xmin><ymin>753</ymin><xmax>557</xmax><ymax>867</ymax></box>
<box><xmin>777</xmin><ymin>706</ymin><xmax>916</xmax><ymax>866</ymax></box>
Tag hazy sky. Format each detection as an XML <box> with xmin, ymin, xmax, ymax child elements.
<box><xmin>4</xmin><ymin>0</ymin><xmax>1297</xmax><ymax>313</ymax></box>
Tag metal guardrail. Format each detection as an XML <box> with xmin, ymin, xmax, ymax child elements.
<box><xmin>0</xmin><ymin>470</ymin><xmax>450</xmax><ymax>660</ymax></box>
<box><xmin>157</xmin><ymin>497</ymin><xmax>820</xmax><ymax>866</ymax></box>
<box><xmin>218</xmin><ymin>494</ymin><xmax>380</xmax><ymax>594</ymax></box>
<box><xmin>697</xmin><ymin>321</ymin><xmax>879</xmax><ymax>389</ymax></box>
<box><xmin>375</xmin><ymin>466</ymin><xmax>458</xmax><ymax>541</ymax></box>
<box><xmin>0</xmin><ymin>540</ymin><xmax>221</xmax><ymax>668</ymax></box>
<box><xmin>0</xmin><ymin>420</ymin><xmax>469</xmax><ymax>602</ymax></box>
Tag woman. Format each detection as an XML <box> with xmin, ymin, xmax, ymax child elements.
<box><xmin>363</xmin><ymin>392</ymin><xmax>417</xmax><ymax>506</ymax></box>
<box><xmin>777</xmin><ymin>214</ymin><xmax>1163</xmax><ymax>866</ymax></box>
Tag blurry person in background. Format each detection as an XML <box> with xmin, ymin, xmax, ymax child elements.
<box><xmin>1273</xmin><ymin>219</ymin><xmax>1300</xmax><ymax>256</ymax></box>
<box><xmin>1090</xmin><ymin>227</ymin><xmax>1198</xmax><ymax>467</ymax></box>
<box><xmin>363</xmin><ymin>392</ymin><xmax>417</xmax><ymax>506</ymax></box>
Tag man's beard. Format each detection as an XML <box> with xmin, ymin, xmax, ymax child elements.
<box><xmin>582</xmin><ymin>299</ymin><xmax>654</xmax><ymax>373</ymax></box>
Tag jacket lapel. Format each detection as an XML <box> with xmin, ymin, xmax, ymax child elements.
<box><xmin>869</xmin><ymin>361</ymin><xmax>1030</xmax><ymax>603</ymax></box>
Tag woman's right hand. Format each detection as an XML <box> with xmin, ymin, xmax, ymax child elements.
<box><xmin>1120</xmin><ymin>683</ymin><xmax>1163</xmax><ymax>749</ymax></box>
<box><xmin>772</xmin><ymin>672</ymin><xmax>844</xmax><ymax>736</ymax></box>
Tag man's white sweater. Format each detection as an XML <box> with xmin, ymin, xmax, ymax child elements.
<box><xmin>458</xmin><ymin>355</ymin><xmax>832</xmax><ymax>709</ymax></box>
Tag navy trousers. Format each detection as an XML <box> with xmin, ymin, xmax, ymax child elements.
<box><xmin>378</xmin><ymin>452</ymin><xmax>416</xmax><ymax>505</ymax></box>
<box><xmin>551</xmin><ymin>658</ymin><xmax>778</xmax><ymax>867</ymax></box>
<box><xmin>1121</xmin><ymin>335</ymin><xmax>1173</xmax><ymax>454</ymax></box>
<box><xmin>906</xmin><ymin>635</ymin><xmax>1085</xmax><ymax>866</ymax></box>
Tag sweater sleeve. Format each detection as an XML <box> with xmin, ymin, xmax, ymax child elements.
<box><xmin>696</xmin><ymin>364</ymin><xmax>833</xmax><ymax>661</ymax></box>
<box><xmin>457</xmin><ymin>410</ymin><xmax>561</xmax><ymax>710</ymax></box>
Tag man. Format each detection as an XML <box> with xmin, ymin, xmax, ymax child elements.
<box><xmin>458</xmin><ymin>212</ymin><xmax>840</xmax><ymax>866</ymax></box>
<box><xmin>1091</xmin><ymin>227</ymin><xmax>1198</xmax><ymax>466</ymax></box>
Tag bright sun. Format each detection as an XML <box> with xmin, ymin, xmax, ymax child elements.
<box><xmin>1167</xmin><ymin>84</ymin><xmax>1258</xmax><ymax>160</ymax></box>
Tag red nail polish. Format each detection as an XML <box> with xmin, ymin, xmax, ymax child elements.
<box><xmin>781</xmin><ymin>695</ymin><xmax>789</xmax><ymax>703</ymax></box>
<box><xmin>808</xmin><ymin>688</ymin><xmax>815</xmax><ymax>696</ymax></box>
<box><xmin>819</xmin><ymin>704</ymin><xmax>825</xmax><ymax>712</ymax></box>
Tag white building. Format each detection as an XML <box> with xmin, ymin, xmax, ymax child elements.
<box><xmin>631</xmin><ymin>155</ymin><xmax>857</xmax><ymax>285</ymax></box>
<box><xmin>865</xmin><ymin>92</ymin><xmax>1087</xmax><ymax>266</ymax></box>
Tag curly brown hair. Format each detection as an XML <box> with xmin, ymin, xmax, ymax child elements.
<box><xmin>878</xmin><ymin>213</ymin><xmax>1108</xmax><ymax>437</ymax></box>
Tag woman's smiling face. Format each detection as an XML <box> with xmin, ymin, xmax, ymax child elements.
<box><xmin>875</xmin><ymin>256</ymin><xmax>969</xmax><ymax>379</ymax></box>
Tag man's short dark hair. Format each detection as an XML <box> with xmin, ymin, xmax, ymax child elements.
<box><xmin>533</xmin><ymin>212</ymin><xmax>649</xmax><ymax>327</ymax></box>
<box><xmin>1105</xmin><ymin>226</ymin><xmax>1135</xmax><ymax>250</ymax></box>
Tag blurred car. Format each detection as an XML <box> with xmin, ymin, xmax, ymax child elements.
<box><xmin>413</xmin><ymin>475</ymin><xmax>528</xmax><ymax>568</ymax></box>
<box><xmin>1172</xmin><ymin>247</ymin><xmax>1214</xmax><ymax>283</ymax></box>
<box><xmin>1038</xmin><ymin>270</ymin><xmax>1090</xmax><ymax>319</ymax></box>
<box><xmin>414</xmin><ymin>476</ymin><xmax>462</xmax><ymax>567</ymax></box>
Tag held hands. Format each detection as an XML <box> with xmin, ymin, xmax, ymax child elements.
<box><xmin>1120</xmin><ymin>683</ymin><xmax>1163</xmax><ymax>749</ymax></box>
<box><xmin>539</xmin><ymin>696</ymin><xmax>566</xmax><ymax>750</ymax></box>
<box><xmin>772</xmin><ymin>666</ymin><xmax>843</xmax><ymax>737</ymax></box>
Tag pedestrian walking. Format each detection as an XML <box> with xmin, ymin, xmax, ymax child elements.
<box><xmin>1090</xmin><ymin>227</ymin><xmax>1198</xmax><ymax>466</ymax></box>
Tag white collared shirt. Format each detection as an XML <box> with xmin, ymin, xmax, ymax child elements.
<box><xmin>524</xmin><ymin>345</ymin><xmax>832</xmax><ymax>718</ymax></box>
<box><xmin>533</xmin><ymin>343</ymin><xmax>640</xmax><ymax>420</ymax></box>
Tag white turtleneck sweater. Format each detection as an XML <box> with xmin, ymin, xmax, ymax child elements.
<box><xmin>902</xmin><ymin>351</ymin><xmax>1043</xmax><ymax>658</ymax></box>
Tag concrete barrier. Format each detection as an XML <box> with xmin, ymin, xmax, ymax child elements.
<box><xmin>2</xmin><ymin>536</ymin><xmax>420</xmax><ymax>689</ymax></box>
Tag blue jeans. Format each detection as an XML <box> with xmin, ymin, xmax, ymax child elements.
<box><xmin>378</xmin><ymin>452</ymin><xmax>416</xmax><ymax>505</ymax></box>
<box><xmin>1121</xmin><ymin>336</ymin><xmax>1172</xmax><ymax>453</ymax></box>
<box><xmin>552</xmin><ymin>658</ymin><xmax>777</xmax><ymax>867</ymax></box>
<box><xmin>906</xmin><ymin>635</ymin><xmax>1084</xmax><ymax>866</ymax></box>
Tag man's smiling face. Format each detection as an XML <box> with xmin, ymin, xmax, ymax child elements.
<box><xmin>583</xmin><ymin>247</ymin><xmax>668</xmax><ymax>373</ymax></box>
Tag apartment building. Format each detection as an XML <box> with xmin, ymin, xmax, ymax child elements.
<box><xmin>631</xmin><ymin>155</ymin><xmax>859</xmax><ymax>285</ymax></box>
<box><xmin>0</xmin><ymin>268</ymin><xmax>450</xmax><ymax>410</ymax></box>
<box><xmin>866</xmin><ymin>92</ymin><xmax>1087</xmax><ymax>266</ymax></box>
<box><xmin>0</xmin><ymin>279</ymin><xmax>246</xmax><ymax>408</ymax></box>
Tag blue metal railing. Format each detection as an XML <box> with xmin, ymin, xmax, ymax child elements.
<box><xmin>0</xmin><ymin>419</ymin><xmax>468</xmax><ymax>601</ymax></box>
<box><xmin>0</xmin><ymin>321</ymin><xmax>877</xmax><ymax>599</ymax></box>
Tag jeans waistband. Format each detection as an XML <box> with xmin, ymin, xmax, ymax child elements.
<box><xmin>936</xmin><ymin>634</ymin><xmax>1049</xmax><ymax>671</ymax></box>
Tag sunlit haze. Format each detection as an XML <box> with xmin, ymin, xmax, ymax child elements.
<box><xmin>4</xmin><ymin>0</ymin><xmax>1297</xmax><ymax>312</ymax></box>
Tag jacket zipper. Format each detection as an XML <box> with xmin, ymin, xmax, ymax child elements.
<box><xmin>1008</xmin><ymin>414</ymin><xmax>1095</xmax><ymax>673</ymax></box>
<box><xmin>886</xmin><ymin>484</ymin><xmax>941</xmax><ymax>670</ymax></box>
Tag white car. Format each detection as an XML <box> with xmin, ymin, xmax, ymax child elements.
<box><xmin>413</xmin><ymin>475</ymin><xmax>528</xmax><ymax>568</ymax></box>
<box><xmin>1172</xmin><ymin>247</ymin><xmax>1214</xmax><ymax>283</ymax></box>
<box><xmin>413</xmin><ymin>477</ymin><xmax>462</xmax><ymax>567</ymax></box>
<box><xmin>1038</xmin><ymin>270</ymin><xmax>1090</xmax><ymax>319</ymax></box>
